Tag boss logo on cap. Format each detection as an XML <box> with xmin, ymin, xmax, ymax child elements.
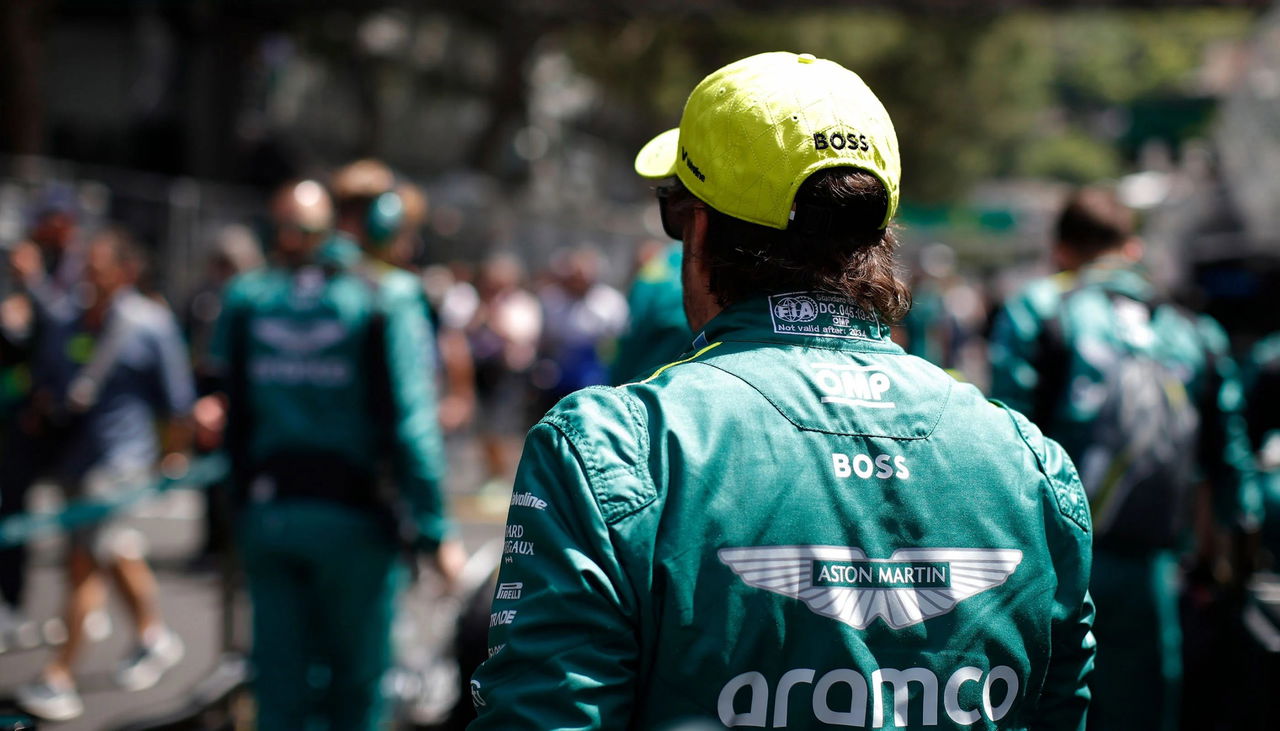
<box><xmin>814</xmin><ymin>131</ymin><xmax>869</xmax><ymax>152</ymax></box>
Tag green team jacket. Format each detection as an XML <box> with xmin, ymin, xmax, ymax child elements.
<box><xmin>609</xmin><ymin>242</ymin><xmax>691</xmax><ymax>385</ymax></box>
<box><xmin>210</xmin><ymin>256</ymin><xmax>449</xmax><ymax>548</ymax></box>
<box><xmin>471</xmin><ymin>292</ymin><xmax>1094</xmax><ymax>730</ymax></box>
<box><xmin>988</xmin><ymin>260</ymin><xmax>1260</xmax><ymax>534</ymax></box>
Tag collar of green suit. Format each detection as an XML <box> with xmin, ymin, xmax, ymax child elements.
<box><xmin>692</xmin><ymin>291</ymin><xmax>900</xmax><ymax>352</ymax></box>
<box><xmin>1067</xmin><ymin>256</ymin><xmax>1154</xmax><ymax>302</ymax></box>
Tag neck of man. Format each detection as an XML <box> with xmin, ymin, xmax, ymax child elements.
<box><xmin>1055</xmin><ymin>238</ymin><xmax>1142</xmax><ymax>273</ymax></box>
<box><xmin>681</xmin><ymin>238</ymin><xmax>722</xmax><ymax>333</ymax></box>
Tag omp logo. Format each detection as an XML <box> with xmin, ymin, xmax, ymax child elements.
<box><xmin>719</xmin><ymin>546</ymin><xmax>1022</xmax><ymax>630</ymax></box>
<box><xmin>809</xmin><ymin>363</ymin><xmax>894</xmax><ymax>408</ymax></box>
<box><xmin>773</xmin><ymin>296</ymin><xmax>819</xmax><ymax>323</ymax></box>
<box><xmin>718</xmin><ymin>664</ymin><xmax>1020</xmax><ymax>728</ymax></box>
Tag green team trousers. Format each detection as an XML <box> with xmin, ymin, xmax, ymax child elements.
<box><xmin>240</xmin><ymin>500</ymin><xmax>405</xmax><ymax>731</ymax></box>
<box><xmin>1088</xmin><ymin>549</ymin><xmax>1181</xmax><ymax>731</ymax></box>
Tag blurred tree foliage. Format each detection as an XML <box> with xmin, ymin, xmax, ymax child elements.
<box><xmin>561</xmin><ymin>8</ymin><xmax>1252</xmax><ymax>202</ymax></box>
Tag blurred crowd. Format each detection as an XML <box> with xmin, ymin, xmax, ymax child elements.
<box><xmin>0</xmin><ymin>160</ymin><xmax>1278</xmax><ymax>729</ymax></box>
<box><xmin>0</xmin><ymin>159</ymin><xmax>643</xmax><ymax>726</ymax></box>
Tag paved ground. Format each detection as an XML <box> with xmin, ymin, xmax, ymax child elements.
<box><xmin>0</xmin><ymin>436</ymin><xmax>509</xmax><ymax>730</ymax></box>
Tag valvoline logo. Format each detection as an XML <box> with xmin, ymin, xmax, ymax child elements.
<box><xmin>773</xmin><ymin>295</ymin><xmax>818</xmax><ymax>323</ymax></box>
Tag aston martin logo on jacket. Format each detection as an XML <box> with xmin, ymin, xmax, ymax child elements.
<box><xmin>719</xmin><ymin>546</ymin><xmax>1023</xmax><ymax>630</ymax></box>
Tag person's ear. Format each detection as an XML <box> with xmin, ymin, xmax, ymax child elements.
<box><xmin>1121</xmin><ymin>237</ymin><xmax>1144</xmax><ymax>262</ymax></box>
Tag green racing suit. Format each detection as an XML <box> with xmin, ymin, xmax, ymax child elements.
<box><xmin>211</xmin><ymin>253</ymin><xmax>449</xmax><ymax>729</ymax></box>
<box><xmin>471</xmin><ymin>292</ymin><xmax>1094</xmax><ymax>730</ymax></box>
<box><xmin>609</xmin><ymin>241</ymin><xmax>691</xmax><ymax>385</ymax></box>
<box><xmin>989</xmin><ymin>260</ymin><xmax>1258</xmax><ymax>731</ymax></box>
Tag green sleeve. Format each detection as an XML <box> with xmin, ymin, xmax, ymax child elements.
<box><xmin>470</xmin><ymin>419</ymin><xmax>639</xmax><ymax>730</ymax></box>
<box><xmin>381</xmin><ymin>284</ymin><xmax>450</xmax><ymax>548</ymax></box>
<box><xmin>609</xmin><ymin>245</ymin><xmax>691</xmax><ymax>385</ymax></box>
<box><xmin>1007</xmin><ymin>408</ymin><xmax>1095</xmax><ymax>730</ymax></box>
<box><xmin>1197</xmin><ymin>316</ymin><xmax>1262</xmax><ymax>529</ymax></box>
<box><xmin>206</xmin><ymin>275</ymin><xmax>253</xmax><ymax>376</ymax></box>
<box><xmin>988</xmin><ymin>290</ymin><xmax>1048</xmax><ymax>417</ymax></box>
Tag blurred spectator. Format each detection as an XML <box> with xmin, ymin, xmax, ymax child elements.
<box><xmin>608</xmin><ymin>238</ymin><xmax>690</xmax><ymax>384</ymax></box>
<box><xmin>1</xmin><ymin>187</ymin><xmax>84</xmax><ymax>372</ymax></box>
<box><xmin>899</xmin><ymin>243</ymin><xmax>990</xmax><ymax>385</ymax></box>
<box><xmin>185</xmin><ymin>225</ymin><xmax>264</xmax><ymax>395</ymax></box>
<box><xmin>13</xmin><ymin>186</ymin><xmax>84</xmax><ymax>313</ymax></box>
<box><xmin>988</xmin><ymin>187</ymin><xmax>1259</xmax><ymax>731</ymax></box>
<box><xmin>11</xmin><ymin>226</ymin><xmax>194</xmax><ymax>722</ymax></box>
<box><xmin>183</xmin><ymin>224</ymin><xmax>263</xmax><ymax>566</ymax></box>
<box><xmin>0</xmin><ymin>192</ymin><xmax>86</xmax><ymax>654</ymax></box>
<box><xmin>534</xmin><ymin>247</ymin><xmax>627</xmax><ymax>409</ymax></box>
<box><xmin>464</xmin><ymin>254</ymin><xmax>541</xmax><ymax>491</ymax></box>
<box><xmin>423</xmin><ymin>264</ymin><xmax>476</xmax><ymax>433</ymax></box>
<box><xmin>203</xmin><ymin>180</ymin><xmax>461</xmax><ymax>730</ymax></box>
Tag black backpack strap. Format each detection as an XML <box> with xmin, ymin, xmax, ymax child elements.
<box><xmin>357</xmin><ymin>271</ymin><xmax>395</xmax><ymax>458</ymax></box>
<box><xmin>1030</xmin><ymin>292</ymin><xmax>1071</xmax><ymax>429</ymax></box>
<box><xmin>226</xmin><ymin>305</ymin><xmax>254</xmax><ymax>507</ymax></box>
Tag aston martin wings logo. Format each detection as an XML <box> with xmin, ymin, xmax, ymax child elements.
<box><xmin>718</xmin><ymin>546</ymin><xmax>1023</xmax><ymax>630</ymax></box>
<box><xmin>252</xmin><ymin>318</ymin><xmax>348</xmax><ymax>354</ymax></box>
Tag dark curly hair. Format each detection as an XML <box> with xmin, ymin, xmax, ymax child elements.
<box><xmin>1055</xmin><ymin>186</ymin><xmax>1135</xmax><ymax>258</ymax></box>
<box><xmin>666</xmin><ymin>167</ymin><xmax>911</xmax><ymax>322</ymax></box>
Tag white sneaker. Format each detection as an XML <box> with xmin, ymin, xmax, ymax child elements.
<box><xmin>15</xmin><ymin>675</ymin><xmax>84</xmax><ymax>721</ymax></box>
<box><xmin>115</xmin><ymin>626</ymin><xmax>185</xmax><ymax>691</ymax></box>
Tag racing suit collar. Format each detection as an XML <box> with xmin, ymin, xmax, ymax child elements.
<box><xmin>692</xmin><ymin>291</ymin><xmax>901</xmax><ymax>352</ymax></box>
<box><xmin>1073</xmin><ymin>257</ymin><xmax>1155</xmax><ymax>302</ymax></box>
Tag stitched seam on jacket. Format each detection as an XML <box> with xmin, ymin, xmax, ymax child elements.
<box><xmin>1002</xmin><ymin>406</ymin><xmax>1091</xmax><ymax>533</ymax></box>
<box><xmin>541</xmin><ymin>388</ymin><xmax>655</xmax><ymax>525</ymax></box>
<box><xmin>696</xmin><ymin>361</ymin><xmax>947</xmax><ymax>440</ymax></box>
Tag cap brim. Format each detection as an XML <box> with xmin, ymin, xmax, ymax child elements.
<box><xmin>634</xmin><ymin>128</ymin><xmax>680</xmax><ymax>178</ymax></box>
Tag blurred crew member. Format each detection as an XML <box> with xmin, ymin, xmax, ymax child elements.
<box><xmin>331</xmin><ymin>158</ymin><xmax>396</xmax><ymax>243</ymax></box>
<box><xmin>608</xmin><ymin>238</ymin><xmax>691</xmax><ymax>385</ymax></box>
<box><xmin>470</xmin><ymin>52</ymin><xmax>1094</xmax><ymax>730</ymax></box>
<box><xmin>14</xmin><ymin>228</ymin><xmax>194</xmax><ymax>721</ymax></box>
<box><xmin>1247</xmin><ymin>334</ymin><xmax>1280</xmax><ymax>563</ymax></box>
<box><xmin>331</xmin><ymin>161</ymin><xmax>477</xmax><ymax>433</ymax></box>
<box><xmin>989</xmin><ymin>188</ymin><xmax>1259</xmax><ymax>731</ymax></box>
<box><xmin>203</xmin><ymin>180</ymin><xmax>459</xmax><ymax>730</ymax></box>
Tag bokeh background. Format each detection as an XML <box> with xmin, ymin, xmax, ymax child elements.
<box><xmin>2</xmin><ymin>0</ymin><xmax>1279</xmax><ymax>325</ymax></box>
<box><xmin>3</xmin><ymin>1</ymin><xmax>1280</xmax><ymax>729</ymax></box>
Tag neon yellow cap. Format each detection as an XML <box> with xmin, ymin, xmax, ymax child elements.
<box><xmin>635</xmin><ymin>51</ymin><xmax>900</xmax><ymax>230</ymax></box>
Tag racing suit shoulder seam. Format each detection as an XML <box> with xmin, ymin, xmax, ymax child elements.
<box><xmin>998</xmin><ymin>403</ymin><xmax>1092</xmax><ymax>533</ymax></box>
<box><xmin>695</xmin><ymin>360</ymin><xmax>947</xmax><ymax>440</ymax></box>
<box><xmin>540</xmin><ymin>387</ymin><xmax>656</xmax><ymax>525</ymax></box>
